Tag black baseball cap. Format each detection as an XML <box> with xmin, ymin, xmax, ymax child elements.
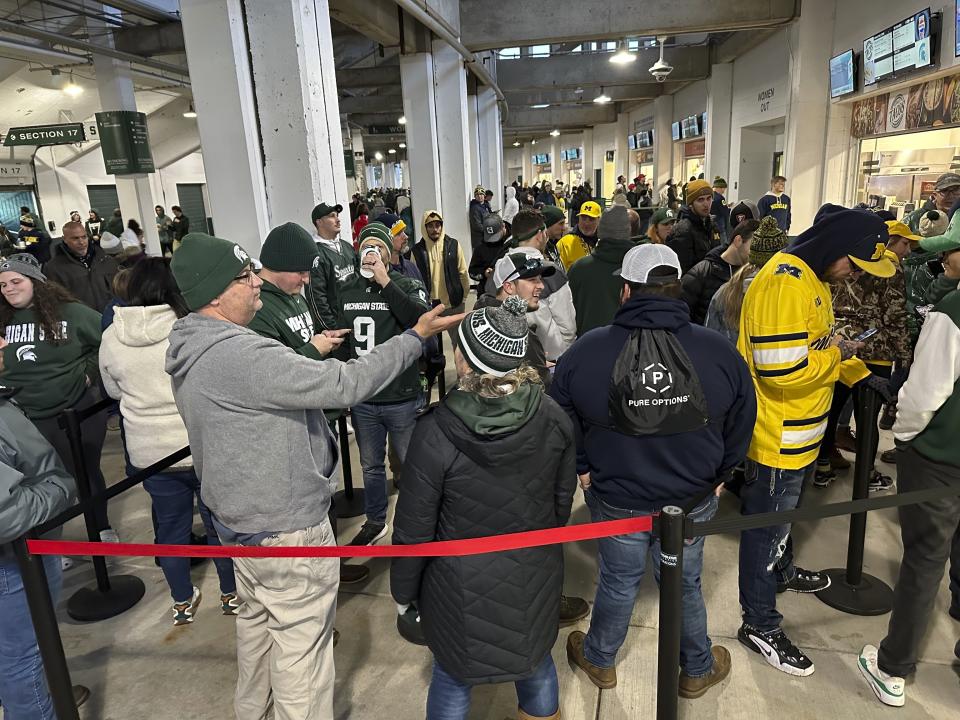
<box><xmin>493</xmin><ymin>251</ymin><xmax>556</xmax><ymax>288</ymax></box>
<box><xmin>311</xmin><ymin>202</ymin><xmax>343</xmax><ymax>223</ymax></box>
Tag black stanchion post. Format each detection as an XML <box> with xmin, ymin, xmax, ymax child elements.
<box><xmin>817</xmin><ymin>388</ymin><xmax>894</xmax><ymax>615</ymax></box>
<box><xmin>59</xmin><ymin>408</ymin><xmax>145</xmax><ymax>622</ymax></box>
<box><xmin>656</xmin><ymin>506</ymin><xmax>684</xmax><ymax>720</ymax></box>
<box><xmin>13</xmin><ymin>537</ymin><xmax>81</xmax><ymax>720</ymax></box>
<box><xmin>334</xmin><ymin>412</ymin><xmax>365</xmax><ymax>519</ymax></box>
<box><xmin>436</xmin><ymin>326</ymin><xmax>447</xmax><ymax>399</ymax></box>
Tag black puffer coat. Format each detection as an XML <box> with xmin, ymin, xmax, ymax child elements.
<box><xmin>667</xmin><ymin>206</ymin><xmax>721</xmax><ymax>274</ymax></box>
<box><xmin>680</xmin><ymin>245</ymin><xmax>737</xmax><ymax>325</ymax></box>
<box><xmin>391</xmin><ymin>395</ymin><xmax>577</xmax><ymax>685</ymax></box>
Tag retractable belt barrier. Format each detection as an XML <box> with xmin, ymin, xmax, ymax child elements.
<box><xmin>17</xmin><ymin>387</ymin><xmax>960</xmax><ymax>720</ymax></box>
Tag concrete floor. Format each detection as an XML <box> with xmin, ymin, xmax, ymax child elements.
<box><xmin>9</xmin><ymin>390</ymin><xmax>960</xmax><ymax>720</ymax></box>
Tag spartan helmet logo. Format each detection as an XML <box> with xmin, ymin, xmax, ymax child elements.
<box><xmin>312</xmin><ymin>256</ymin><xmax>320</xmax><ymax>270</ymax></box>
<box><xmin>16</xmin><ymin>344</ymin><xmax>37</xmax><ymax>362</ymax></box>
<box><xmin>233</xmin><ymin>245</ymin><xmax>249</xmax><ymax>263</ymax></box>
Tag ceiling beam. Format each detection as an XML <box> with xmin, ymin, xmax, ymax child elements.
<box><xmin>505</xmin><ymin>105</ymin><xmax>617</xmax><ymax>130</ymax></box>
<box><xmin>497</xmin><ymin>48</ymin><xmax>709</xmax><ymax>92</ymax></box>
<box><xmin>339</xmin><ymin>92</ymin><xmax>403</xmax><ymax>114</ymax></box>
<box><xmin>459</xmin><ymin>0</ymin><xmax>800</xmax><ymax>51</ymax></box>
<box><xmin>329</xmin><ymin>0</ymin><xmax>400</xmax><ymax>48</ymax></box>
<box><xmin>505</xmin><ymin>84</ymin><xmax>671</xmax><ymax>107</ymax></box>
<box><xmin>336</xmin><ymin>65</ymin><xmax>401</xmax><ymax>88</ymax></box>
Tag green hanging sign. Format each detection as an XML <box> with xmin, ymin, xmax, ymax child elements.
<box><xmin>344</xmin><ymin>149</ymin><xmax>355</xmax><ymax>177</ymax></box>
<box><xmin>3</xmin><ymin>123</ymin><xmax>85</xmax><ymax>146</ymax></box>
<box><xmin>95</xmin><ymin>110</ymin><xmax>155</xmax><ymax>175</ymax></box>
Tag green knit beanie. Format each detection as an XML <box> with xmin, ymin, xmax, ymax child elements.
<box><xmin>260</xmin><ymin>222</ymin><xmax>320</xmax><ymax>272</ymax></box>
<box><xmin>171</xmin><ymin>232</ymin><xmax>252</xmax><ymax>311</ymax></box>
<box><xmin>357</xmin><ymin>222</ymin><xmax>394</xmax><ymax>258</ymax></box>
<box><xmin>748</xmin><ymin>216</ymin><xmax>788</xmax><ymax>268</ymax></box>
<box><xmin>541</xmin><ymin>206</ymin><xmax>565</xmax><ymax>228</ymax></box>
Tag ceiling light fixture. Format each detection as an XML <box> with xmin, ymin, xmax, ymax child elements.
<box><xmin>531</xmin><ymin>103</ymin><xmax>550</xmax><ymax>109</ymax></box>
<box><xmin>399</xmin><ymin>142</ymin><xmax>407</xmax><ymax>149</ymax></box>
<box><xmin>388</xmin><ymin>148</ymin><xmax>396</xmax><ymax>154</ymax></box>
<box><xmin>398</xmin><ymin>115</ymin><xmax>407</xmax><ymax>125</ymax></box>
<box><xmin>610</xmin><ymin>41</ymin><xmax>637</xmax><ymax>64</ymax></box>
<box><xmin>531</xmin><ymin>139</ymin><xmax>537</xmax><ymax>145</ymax></box>
<box><xmin>512</xmin><ymin>140</ymin><xmax>520</xmax><ymax>147</ymax></box>
<box><xmin>550</xmin><ymin>129</ymin><xmax>560</xmax><ymax>137</ymax></box>
<box><xmin>62</xmin><ymin>72</ymin><xmax>83</xmax><ymax>97</ymax></box>
<box><xmin>593</xmin><ymin>88</ymin><xmax>612</xmax><ymax>104</ymax></box>
<box><xmin>374</xmin><ymin>151</ymin><xmax>383</xmax><ymax>161</ymax></box>
<box><xmin>183</xmin><ymin>102</ymin><xmax>197</xmax><ymax>118</ymax></box>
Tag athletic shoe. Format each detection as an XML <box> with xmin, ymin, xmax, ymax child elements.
<box><xmin>777</xmin><ymin>566</ymin><xmax>832</xmax><ymax>594</ymax></box>
<box><xmin>829</xmin><ymin>447</ymin><xmax>851</xmax><ymax>470</ymax></box>
<box><xmin>868</xmin><ymin>471</ymin><xmax>895</xmax><ymax>492</ymax></box>
<box><xmin>73</xmin><ymin>684</ymin><xmax>90</xmax><ymax>708</ymax></box>
<box><xmin>220</xmin><ymin>592</ymin><xmax>242</xmax><ymax>615</ymax></box>
<box><xmin>880</xmin><ymin>448</ymin><xmax>897</xmax><ymax>465</ymax></box>
<box><xmin>835</xmin><ymin>426</ymin><xmax>857</xmax><ymax>452</ymax></box>
<box><xmin>172</xmin><ymin>586</ymin><xmax>201</xmax><ymax>626</ymax></box>
<box><xmin>559</xmin><ymin>594</ymin><xmax>590</xmax><ymax>626</ymax></box>
<box><xmin>678</xmin><ymin>645</ymin><xmax>731</xmax><ymax>699</ymax></box>
<box><xmin>857</xmin><ymin>644</ymin><xmax>905</xmax><ymax>707</ymax></box>
<box><xmin>879</xmin><ymin>404</ymin><xmax>897</xmax><ymax>431</ymax></box>
<box><xmin>99</xmin><ymin>527</ymin><xmax>120</xmax><ymax>543</ymax></box>
<box><xmin>340</xmin><ymin>563</ymin><xmax>370</xmax><ymax>584</ymax></box>
<box><xmin>813</xmin><ymin>462</ymin><xmax>836</xmax><ymax>488</ymax></box>
<box><xmin>106</xmin><ymin>414</ymin><xmax>121</xmax><ymax>432</ymax></box>
<box><xmin>348</xmin><ymin>522</ymin><xmax>388</xmax><ymax>546</ymax></box>
<box><xmin>738</xmin><ymin>623</ymin><xmax>815</xmax><ymax>676</ymax></box>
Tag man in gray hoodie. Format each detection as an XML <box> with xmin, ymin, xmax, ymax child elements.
<box><xmin>166</xmin><ymin>232</ymin><xmax>461</xmax><ymax>720</ymax></box>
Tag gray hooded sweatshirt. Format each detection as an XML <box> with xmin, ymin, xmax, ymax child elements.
<box><xmin>165</xmin><ymin>313</ymin><xmax>422</xmax><ymax>534</ymax></box>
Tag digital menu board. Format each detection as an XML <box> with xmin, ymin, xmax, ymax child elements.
<box><xmin>637</xmin><ymin>130</ymin><xmax>653</xmax><ymax>148</ymax></box>
<box><xmin>864</xmin><ymin>8</ymin><xmax>933</xmax><ymax>86</ymax></box>
<box><xmin>628</xmin><ymin>134</ymin><xmax>637</xmax><ymax>150</ymax></box>
<box><xmin>680</xmin><ymin>115</ymin><xmax>702</xmax><ymax>139</ymax></box>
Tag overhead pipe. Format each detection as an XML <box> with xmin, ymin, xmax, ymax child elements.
<box><xmin>0</xmin><ymin>18</ymin><xmax>189</xmax><ymax>80</ymax></box>
<box><xmin>389</xmin><ymin>0</ymin><xmax>508</xmax><ymax>121</ymax></box>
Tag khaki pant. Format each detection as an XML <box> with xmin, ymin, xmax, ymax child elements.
<box><xmin>232</xmin><ymin>520</ymin><xmax>339</xmax><ymax>720</ymax></box>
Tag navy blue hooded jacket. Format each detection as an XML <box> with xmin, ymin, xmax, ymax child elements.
<box><xmin>549</xmin><ymin>294</ymin><xmax>756</xmax><ymax>511</ymax></box>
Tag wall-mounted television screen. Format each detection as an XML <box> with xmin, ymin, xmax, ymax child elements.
<box><xmin>830</xmin><ymin>49</ymin><xmax>857</xmax><ymax>97</ymax></box>
<box><xmin>671</xmin><ymin>122</ymin><xmax>681</xmax><ymax>141</ymax></box>
<box><xmin>864</xmin><ymin>8</ymin><xmax>936</xmax><ymax>86</ymax></box>
<box><xmin>628</xmin><ymin>134</ymin><xmax>637</xmax><ymax>150</ymax></box>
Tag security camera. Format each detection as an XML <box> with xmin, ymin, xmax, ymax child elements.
<box><xmin>649</xmin><ymin>58</ymin><xmax>673</xmax><ymax>83</ymax></box>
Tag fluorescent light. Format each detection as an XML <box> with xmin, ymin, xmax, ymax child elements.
<box><xmin>398</xmin><ymin>116</ymin><xmax>407</xmax><ymax>125</ymax></box>
<box><xmin>512</xmin><ymin>140</ymin><xmax>520</xmax><ymax>147</ymax></box>
<box><xmin>388</xmin><ymin>148</ymin><xmax>396</xmax><ymax>154</ymax></box>
<box><xmin>550</xmin><ymin>129</ymin><xmax>560</xmax><ymax>137</ymax></box>
<box><xmin>593</xmin><ymin>93</ymin><xmax>612</xmax><ymax>104</ymax></box>
<box><xmin>62</xmin><ymin>78</ymin><xmax>83</xmax><ymax>97</ymax></box>
<box><xmin>183</xmin><ymin>102</ymin><xmax>197</xmax><ymax>118</ymax></box>
<box><xmin>610</xmin><ymin>46</ymin><xmax>637</xmax><ymax>64</ymax></box>
<box><xmin>399</xmin><ymin>142</ymin><xmax>406</xmax><ymax>149</ymax></box>
<box><xmin>374</xmin><ymin>151</ymin><xmax>383</xmax><ymax>160</ymax></box>
<box><xmin>531</xmin><ymin>103</ymin><xmax>550</xmax><ymax>109</ymax></box>
<box><xmin>531</xmin><ymin>139</ymin><xmax>537</xmax><ymax>145</ymax></box>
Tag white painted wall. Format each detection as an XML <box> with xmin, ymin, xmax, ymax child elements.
<box><xmin>671</xmin><ymin>80</ymin><xmax>708</xmax><ymax>123</ymax></box>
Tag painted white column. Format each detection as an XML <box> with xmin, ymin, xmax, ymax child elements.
<box><xmin>400</xmin><ymin>160</ymin><xmax>410</xmax><ymax>189</ymax></box>
<box><xmin>432</xmin><ymin>42</ymin><xmax>472</xmax><ymax>254</ymax></box>
<box><xmin>705</xmin><ymin>63</ymin><xmax>733</xmax><ymax>185</ymax></box>
<box><xmin>581</xmin><ymin>128</ymin><xmax>594</xmax><ymax>191</ymax></box>
<box><xmin>180</xmin><ymin>0</ymin><xmax>348</xmax><ymax>257</ymax></box>
<box><xmin>653</xmin><ymin>94</ymin><xmax>674</xmax><ymax>192</ymax></box>
<box><xmin>400</xmin><ymin>52</ymin><xmax>442</xmax><ymax>237</ymax></box>
<box><xmin>477</xmin><ymin>87</ymin><xmax>503</xmax><ymax>206</ymax></box>
<box><xmin>783</xmin><ymin>0</ymin><xmax>834</xmax><ymax>231</ymax></box>
<box><xmin>522</xmin><ymin>142</ymin><xmax>533</xmax><ymax>184</ymax></box>
<box><xmin>615</xmin><ymin>111</ymin><xmax>630</xmax><ymax>184</ymax></box>
<box><xmin>351</xmin><ymin>129</ymin><xmax>366</xmax><ymax>195</ymax></box>
<box><xmin>550</xmin><ymin>136</ymin><xmax>562</xmax><ymax>183</ymax></box>
<box><xmin>90</xmin><ymin>10</ymin><xmax>161</xmax><ymax>255</ymax></box>
<box><xmin>466</xmin><ymin>92</ymin><xmax>481</xmax><ymax>187</ymax></box>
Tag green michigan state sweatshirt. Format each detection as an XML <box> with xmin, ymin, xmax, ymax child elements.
<box><xmin>338</xmin><ymin>271</ymin><xmax>430</xmax><ymax>403</ymax></box>
<box><xmin>1</xmin><ymin>302</ymin><xmax>102</xmax><ymax>419</ymax></box>
<box><xmin>247</xmin><ymin>280</ymin><xmax>323</xmax><ymax>360</ymax></box>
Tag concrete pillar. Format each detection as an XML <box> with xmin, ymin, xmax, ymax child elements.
<box><xmin>400</xmin><ymin>160</ymin><xmax>410</xmax><ymax>189</ymax></box>
<box><xmin>705</xmin><ymin>63</ymin><xmax>733</xmax><ymax>185</ymax></box>
<box><xmin>783</xmin><ymin>0</ymin><xmax>834</xmax><ymax>231</ymax></box>
<box><xmin>550</xmin><ymin>135</ymin><xmax>562</xmax><ymax>183</ymax></box>
<box><xmin>351</xmin><ymin>129</ymin><xmax>366</xmax><ymax>195</ymax></box>
<box><xmin>400</xmin><ymin>40</ymin><xmax>473</xmax><ymax>252</ymax></box>
<box><xmin>653</xmin><ymin>94</ymin><xmax>674</xmax><ymax>192</ymax></box>
<box><xmin>615</xmin><ymin>112</ymin><xmax>630</xmax><ymax>184</ymax></box>
<box><xmin>180</xmin><ymin>0</ymin><xmax>348</xmax><ymax>257</ymax></box>
<box><xmin>467</xmin><ymin>92</ymin><xmax>481</xmax><ymax>186</ymax></box>
<box><xmin>581</xmin><ymin>128</ymin><xmax>594</xmax><ymax>192</ymax></box>
<box><xmin>90</xmin><ymin>10</ymin><xmax>161</xmax><ymax>255</ymax></box>
<box><xmin>522</xmin><ymin>142</ymin><xmax>533</xmax><ymax>184</ymax></box>
<box><xmin>477</xmin><ymin>87</ymin><xmax>503</xmax><ymax>206</ymax></box>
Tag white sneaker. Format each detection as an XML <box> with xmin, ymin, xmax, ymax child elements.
<box><xmin>858</xmin><ymin>644</ymin><xmax>905</xmax><ymax>707</ymax></box>
<box><xmin>99</xmin><ymin>528</ymin><xmax>121</xmax><ymax>543</ymax></box>
<box><xmin>172</xmin><ymin>586</ymin><xmax>202</xmax><ymax>626</ymax></box>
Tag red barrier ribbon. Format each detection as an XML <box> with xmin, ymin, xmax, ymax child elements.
<box><xmin>27</xmin><ymin>516</ymin><xmax>654</xmax><ymax>559</ymax></box>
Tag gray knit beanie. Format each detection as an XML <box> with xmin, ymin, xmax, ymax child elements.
<box><xmin>598</xmin><ymin>205</ymin><xmax>631</xmax><ymax>242</ymax></box>
<box><xmin>457</xmin><ymin>295</ymin><xmax>528</xmax><ymax>376</ymax></box>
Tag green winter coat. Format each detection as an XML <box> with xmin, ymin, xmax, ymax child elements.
<box><xmin>247</xmin><ymin>280</ymin><xmax>323</xmax><ymax>360</ymax></box>
<box><xmin>309</xmin><ymin>237</ymin><xmax>358</xmax><ymax>331</ymax></box>
<box><xmin>337</xmin><ymin>271</ymin><xmax>429</xmax><ymax>403</ymax></box>
<box><xmin>0</xmin><ymin>302</ymin><xmax>102</xmax><ymax>418</ymax></box>
<box><xmin>903</xmin><ymin>248</ymin><xmax>940</xmax><ymax>341</ymax></box>
<box><xmin>567</xmin><ymin>237</ymin><xmax>636</xmax><ymax>336</ymax></box>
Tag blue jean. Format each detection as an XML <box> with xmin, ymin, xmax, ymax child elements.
<box><xmin>351</xmin><ymin>398</ymin><xmax>420</xmax><ymax>525</ymax></box>
<box><xmin>142</xmin><ymin>469</ymin><xmax>236</xmax><ymax>603</ymax></box>
<box><xmin>583</xmin><ymin>490</ymin><xmax>718</xmax><ymax>677</ymax></box>
<box><xmin>738</xmin><ymin>460</ymin><xmax>812</xmax><ymax>631</ymax></box>
<box><xmin>0</xmin><ymin>554</ymin><xmax>62</xmax><ymax>720</ymax></box>
<box><xmin>426</xmin><ymin>654</ymin><xmax>559</xmax><ymax>720</ymax></box>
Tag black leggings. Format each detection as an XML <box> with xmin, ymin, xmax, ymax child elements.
<box><xmin>31</xmin><ymin>386</ymin><xmax>111</xmax><ymax>530</ymax></box>
<box><xmin>818</xmin><ymin>363</ymin><xmax>891</xmax><ymax>469</ymax></box>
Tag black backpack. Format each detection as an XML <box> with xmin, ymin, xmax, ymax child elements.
<box><xmin>608</xmin><ymin>328</ymin><xmax>709</xmax><ymax>436</ymax></box>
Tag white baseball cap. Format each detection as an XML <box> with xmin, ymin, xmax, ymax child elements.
<box><xmin>613</xmin><ymin>243</ymin><xmax>682</xmax><ymax>284</ymax></box>
<box><xmin>492</xmin><ymin>251</ymin><xmax>556</xmax><ymax>289</ymax></box>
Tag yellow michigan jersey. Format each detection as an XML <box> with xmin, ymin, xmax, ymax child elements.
<box><xmin>737</xmin><ymin>251</ymin><xmax>870</xmax><ymax>469</ymax></box>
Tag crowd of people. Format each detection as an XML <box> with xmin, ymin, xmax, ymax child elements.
<box><xmin>1</xmin><ymin>166</ymin><xmax>959</xmax><ymax>720</ymax></box>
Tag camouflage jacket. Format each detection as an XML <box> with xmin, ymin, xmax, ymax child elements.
<box><xmin>902</xmin><ymin>248</ymin><xmax>940</xmax><ymax>342</ymax></box>
<box><xmin>831</xmin><ymin>257</ymin><xmax>911</xmax><ymax>364</ymax></box>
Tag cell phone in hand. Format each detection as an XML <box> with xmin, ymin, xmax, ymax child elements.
<box><xmin>854</xmin><ymin>328</ymin><xmax>879</xmax><ymax>342</ymax></box>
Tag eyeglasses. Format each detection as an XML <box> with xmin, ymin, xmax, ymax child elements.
<box><xmin>504</xmin><ymin>257</ymin><xmax>543</xmax><ymax>283</ymax></box>
<box><xmin>232</xmin><ymin>268</ymin><xmax>259</xmax><ymax>286</ymax></box>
